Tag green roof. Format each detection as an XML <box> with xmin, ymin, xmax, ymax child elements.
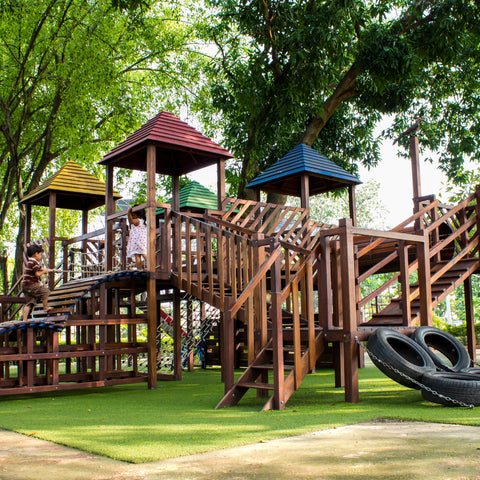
<box><xmin>157</xmin><ymin>181</ymin><xmax>219</xmax><ymax>213</ymax></box>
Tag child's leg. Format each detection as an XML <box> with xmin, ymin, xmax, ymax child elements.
<box><xmin>22</xmin><ymin>304</ymin><xmax>31</xmax><ymax>322</ymax></box>
<box><xmin>42</xmin><ymin>297</ymin><xmax>52</xmax><ymax>312</ymax></box>
<box><xmin>135</xmin><ymin>254</ymin><xmax>143</xmax><ymax>270</ymax></box>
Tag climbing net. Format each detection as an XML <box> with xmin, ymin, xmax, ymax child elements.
<box><xmin>157</xmin><ymin>293</ymin><xmax>220</xmax><ymax>372</ymax></box>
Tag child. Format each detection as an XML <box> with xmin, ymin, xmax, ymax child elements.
<box><xmin>127</xmin><ymin>205</ymin><xmax>147</xmax><ymax>270</ymax></box>
<box><xmin>22</xmin><ymin>244</ymin><xmax>60</xmax><ymax>321</ymax></box>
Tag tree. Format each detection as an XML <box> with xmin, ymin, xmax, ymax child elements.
<box><xmin>291</xmin><ymin>180</ymin><xmax>390</xmax><ymax>229</ymax></box>
<box><xmin>194</xmin><ymin>1</ymin><xmax>480</xmax><ymax>199</ymax></box>
<box><xmin>0</xmin><ymin>0</ymin><xmax>199</xmax><ymax>280</ymax></box>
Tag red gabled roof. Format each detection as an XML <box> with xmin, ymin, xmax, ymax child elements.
<box><xmin>99</xmin><ymin>111</ymin><xmax>233</xmax><ymax>175</ymax></box>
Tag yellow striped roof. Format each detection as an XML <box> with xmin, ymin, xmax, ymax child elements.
<box><xmin>20</xmin><ymin>161</ymin><xmax>121</xmax><ymax>210</ymax></box>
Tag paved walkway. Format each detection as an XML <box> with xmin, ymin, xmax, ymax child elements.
<box><xmin>1</xmin><ymin>421</ymin><xmax>480</xmax><ymax>480</ymax></box>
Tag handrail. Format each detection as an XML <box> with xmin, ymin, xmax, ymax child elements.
<box><xmin>357</xmin><ymin>201</ymin><xmax>437</xmax><ymax>259</ymax></box>
<box><xmin>229</xmin><ymin>243</ymin><xmax>283</xmax><ymax>318</ymax></box>
<box><xmin>425</xmin><ymin>192</ymin><xmax>476</xmax><ymax>234</ymax></box>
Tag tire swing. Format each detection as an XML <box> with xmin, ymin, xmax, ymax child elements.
<box><xmin>421</xmin><ymin>371</ymin><xmax>480</xmax><ymax>407</ymax></box>
<box><xmin>411</xmin><ymin>326</ymin><xmax>471</xmax><ymax>372</ymax></box>
<box><xmin>367</xmin><ymin>328</ymin><xmax>436</xmax><ymax>389</ymax></box>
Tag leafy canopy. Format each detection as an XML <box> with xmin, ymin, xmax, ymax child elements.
<box><xmin>193</xmin><ymin>0</ymin><xmax>480</xmax><ymax>197</ymax></box>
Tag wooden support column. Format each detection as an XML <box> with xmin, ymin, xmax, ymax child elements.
<box><xmin>172</xmin><ymin>175</ymin><xmax>180</xmax><ymax>211</ymax></box>
<box><xmin>318</xmin><ymin>237</ymin><xmax>333</xmax><ymax>330</ymax></box>
<box><xmin>270</xmin><ymin>241</ymin><xmax>285</xmax><ymax>410</ymax></box>
<box><xmin>410</xmin><ymin>134</ymin><xmax>422</xmax><ymax>215</ymax></box>
<box><xmin>105</xmin><ymin>165</ymin><xmax>115</xmax><ymax>273</ymax></box>
<box><xmin>339</xmin><ymin>218</ymin><xmax>359</xmax><ymax>403</ymax></box>
<box><xmin>416</xmin><ymin>230</ymin><xmax>432</xmax><ymax>326</ymax></box>
<box><xmin>173</xmin><ymin>287</ymin><xmax>182</xmax><ymax>379</ymax></box>
<box><xmin>348</xmin><ymin>185</ymin><xmax>357</xmax><ymax>227</ymax></box>
<box><xmin>146</xmin><ymin>144</ymin><xmax>158</xmax><ymax>389</ymax></box>
<box><xmin>48</xmin><ymin>191</ymin><xmax>56</xmax><ymax>288</ymax></box>
<box><xmin>217</xmin><ymin>159</ymin><xmax>225</xmax><ymax>210</ymax></box>
<box><xmin>300</xmin><ymin>174</ymin><xmax>310</xmax><ymax>210</ymax></box>
<box><xmin>25</xmin><ymin>204</ymin><xmax>32</xmax><ymax>244</ymax></box>
<box><xmin>399</xmin><ymin>241</ymin><xmax>412</xmax><ymax>326</ymax></box>
<box><xmin>464</xmin><ymin>277</ymin><xmax>476</xmax><ymax>363</ymax></box>
<box><xmin>222</xmin><ymin>309</ymin><xmax>234</xmax><ymax>394</ymax></box>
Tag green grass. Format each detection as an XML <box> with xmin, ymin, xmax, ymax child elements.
<box><xmin>0</xmin><ymin>366</ymin><xmax>479</xmax><ymax>463</ymax></box>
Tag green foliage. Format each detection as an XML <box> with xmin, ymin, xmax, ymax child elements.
<box><xmin>0</xmin><ymin>0</ymin><xmax>203</xmax><ymax>277</ymax></box>
<box><xmin>194</xmin><ymin>0</ymin><xmax>480</xmax><ymax>197</ymax></box>
<box><xmin>290</xmin><ymin>179</ymin><xmax>389</xmax><ymax>229</ymax></box>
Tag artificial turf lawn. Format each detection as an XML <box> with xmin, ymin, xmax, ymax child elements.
<box><xmin>0</xmin><ymin>366</ymin><xmax>479</xmax><ymax>463</ymax></box>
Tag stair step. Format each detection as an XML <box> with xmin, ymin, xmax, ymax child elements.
<box><xmin>237</xmin><ymin>381</ymin><xmax>274</xmax><ymax>390</ymax></box>
<box><xmin>253</xmin><ymin>364</ymin><xmax>295</xmax><ymax>371</ymax></box>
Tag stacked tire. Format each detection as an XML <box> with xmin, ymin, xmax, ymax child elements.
<box><xmin>366</xmin><ymin>326</ymin><xmax>480</xmax><ymax>407</ymax></box>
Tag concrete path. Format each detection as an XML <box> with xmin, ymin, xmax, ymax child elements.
<box><xmin>1</xmin><ymin>421</ymin><xmax>480</xmax><ymax>480</ymax></box>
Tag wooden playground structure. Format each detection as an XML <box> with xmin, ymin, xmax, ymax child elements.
<box><xmin>0</xmin><ymin>111</ymin><xmax>479</xmax><ymax>410</ymax></box>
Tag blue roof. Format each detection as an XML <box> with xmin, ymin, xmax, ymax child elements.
<box><xmin>246</xmin><ymin>144</ymin><xmax>361</xmax><ymax>196</ymax></box>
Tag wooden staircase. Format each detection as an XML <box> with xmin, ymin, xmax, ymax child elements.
<box><xmin>365</xmin><ymin>257</ymin><xmax>480</xmax><ymax>326</ymax></box>
<box><xmin>216</xmin><ymin>311</ymin><xmax>325</xmax><ymax>410</ymax></box>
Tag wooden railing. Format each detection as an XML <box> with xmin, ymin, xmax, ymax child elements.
<box><xmin>207</xmin><ymin>198</ymin><xmax>333</xmax><ymax>251</ymax></box>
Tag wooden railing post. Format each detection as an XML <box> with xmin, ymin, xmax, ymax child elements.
<box><xmin>339</xmin><ymin>218</ymin><xmax>359</xmax><ymax>403</ymax></box>
<box><xmin>416</xmin><ymin>230</ymin><xmax>432</xmax><ymax>326</ymax></box>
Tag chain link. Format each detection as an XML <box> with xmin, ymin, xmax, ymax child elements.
<box><xmin>355</xmin><ymin>336</ymin><xmax>474</xmax><ymax>409</ymax></box>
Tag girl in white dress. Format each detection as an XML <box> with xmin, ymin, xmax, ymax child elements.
<box><xmin>127</xmin><ymin>206</ymin><xmax>147</xmax><ymax>269</ymax></box>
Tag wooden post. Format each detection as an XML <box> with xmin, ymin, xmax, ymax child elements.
<box><xmin>464</xmin><ymin>277</ymin><xmax>476</xmax><ymax>363</ymax></box>
<box><xmin>270</xmin><ymin>240</ymin><xmax>285</xmax><ymax>410</ymax></box>
<box><xmin>318</xmin><ymin>237</ymin><xmax>333</xmax><ymax>330</ymax></box>
<box><xmin>105</xmin><ymin>165</ymin><xmax>114</xmax><ymax>273</ymax></box>
<box><xmin>399</xmin><ymin>241</ymin><xmax>412</xmax><ymax>326</ymax></box>
<box><xmin>410</xmin><ymin>135</ymin><xmax>422</xmax><ymax>215</ymax></box>
<box><xmin>348</xmin><ymin>185</ymin><xmax>357</xmax><ymax>227</ymax></box>
<box><xmin>25</xmin><ymin>204</ymin><xmax>32</xmax><ymax>244</ymax></box>
<box><xmin>222</xmin><ymin>309</ymin><xmax>234</xmax><ymax>394</ymax></box>
<box><xmin>146</xmin><ymin>144</ymin><xmax>158</xmax><ymax>389</ymax></box>
<box><xmin>47</xmin><ymin>191</ymin><xmax>57</xmax><ymax>289</ymax></box>
<box><xmin>339</xmin><ymin>218</ymin><xmax>359</xmax><ymax>403</ymax></box>
<box><xmin>173</xmin><ymin>287</ymin><xmax>182</xmax><ymax>379</ymax></box>
<box><xmin>416</xmin><ymin>230</ymin><xmax>432</xmax><ymax>326</ymax></box>
<box><xmin>217</xmin><ymin>159</ymin><xmax>225</xmax><ymax>210</ymax></box>
<box><xmin>172</xmin><ymin>175</ymin><xmax>180</xmax><ymax>212</ymax></box>
<box><xmin>300</xmin><ymin>174</ymin><xmax>310</xmax><ymax>210</ymax></box>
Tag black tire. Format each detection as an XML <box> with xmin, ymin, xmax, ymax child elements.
<box><xmin>367</xmin><ymin>328</ymin><xmax>436</xmax><ymax>389</ymax></box>
<box><xmin>460</xmin><ymin>367</ymin><xmax>480</xmax><ymax>375</ymax></box>
<box><xmin>412</xmin><ymin>326</ymin><xmax>471</xmax><ymax>372</ymax></box>
<box><xmin>421</xmin><ymin>371</ymin><xmax>480</xmax><ymax>407</ymax></box>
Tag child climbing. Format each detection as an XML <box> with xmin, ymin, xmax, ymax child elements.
<box><xmin>22</xmin><ymin>244</ymin><xmax>60</xmax><ymax>321</ymax></box>
<box><xmin>127</xmin><ymin>205</ymin><xmax>147</xmax><ymax>270</ymax></box>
